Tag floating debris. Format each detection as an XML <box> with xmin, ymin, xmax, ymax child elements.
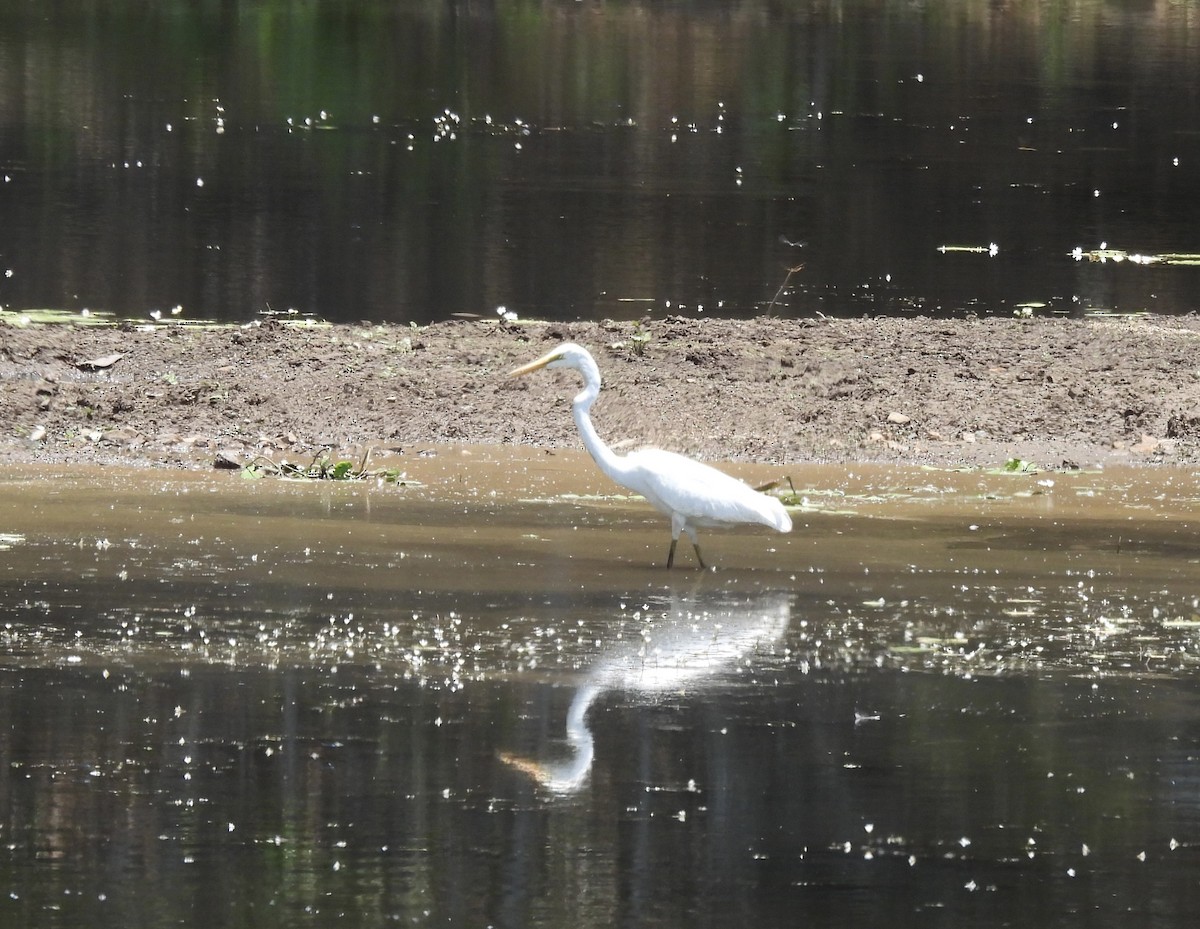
<box><xmin>938</xmin><ymin>243</ymin><xmax>999</xmax><ymax>257</ymax></box>
<box><xmin>1070</xmin><ymin>247</ymin><xmax>1200</xmax><ymax>266</ymax></box>
<box><xmin>75</xmin><ymin>352</ymin><xmax>123</xmax><ymax>371</ymax></box>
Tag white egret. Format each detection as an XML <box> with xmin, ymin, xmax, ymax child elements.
<box><xmin>508</xmin><ymin>342</ymin><xmax>792</xmax><ymax>568</ymax></box>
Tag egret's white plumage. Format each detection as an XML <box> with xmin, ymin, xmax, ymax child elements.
<box><xmin>508</xmin><ymin>342</ymin><xmax>792</xmax><ymax>568</ymax></box>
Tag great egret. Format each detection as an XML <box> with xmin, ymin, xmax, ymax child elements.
<box><xmin>508</xmin><ymin>342</ymin><xmax>792</xmax><ymax>568</ymax></box>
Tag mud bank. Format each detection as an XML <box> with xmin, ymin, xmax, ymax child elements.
<box><xmin>2</xmin><ymin>314</ymin><xmax>1198</xmax><ymax>471</ymax></box>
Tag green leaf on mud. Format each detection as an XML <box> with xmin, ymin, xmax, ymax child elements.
<box><xmin>991</xmin><ymin>458</ymin><xmax>1040</xmax><ymax>474</ymax></box>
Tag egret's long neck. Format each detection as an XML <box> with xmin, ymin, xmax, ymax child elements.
<box><xmin>571</xmin><ymin>358</ymin><xmax>628</xmax><ymax>480</ymax></box>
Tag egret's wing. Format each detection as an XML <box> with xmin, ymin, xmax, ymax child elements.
<box><xmin>625</xmin><ymin>449</ymin><xmax>791</xmax><ymax>530</ymax></box>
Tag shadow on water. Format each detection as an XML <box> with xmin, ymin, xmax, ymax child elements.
<box><xmin>0</xmin><ymin>454</ymin><xmax>1198</xmax><ymax>926</ymax></box>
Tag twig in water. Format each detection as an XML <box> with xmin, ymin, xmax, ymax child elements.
<box><xmin>767</xmin><ymin>264</ymin><xmax>805</xmax><ymax>316</ymax></box>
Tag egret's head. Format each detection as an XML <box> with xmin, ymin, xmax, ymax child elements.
<box><xmin>507</xmin><ymin>342</ymin><xmax>592</xmax><ymax>378</ymax></box>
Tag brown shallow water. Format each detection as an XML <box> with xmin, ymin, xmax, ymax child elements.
<box><xmin>0</xmin><ymin>450</ymin><xmax>1197</xmax><ymax>927</ymax></box>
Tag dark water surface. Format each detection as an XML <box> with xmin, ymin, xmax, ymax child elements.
<box><xmin>2</xmin><ymin>0</ymin><xmax>1200</xmax><ymax>325</ymax></box>
<box><xmin>0</xmin><ymin>459</ymin><xmax>1198</xmax><ymax>927</ymax></box>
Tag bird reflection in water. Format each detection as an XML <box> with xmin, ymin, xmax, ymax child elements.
<box><xmin>499</xmin><ymin>591</ymin><xmax>792</xmax><ymax>793</ymax></box>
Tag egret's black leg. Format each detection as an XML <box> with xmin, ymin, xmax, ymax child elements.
<box><xmin>666</xmin><ymin>538</ymin><xmax>678</xmax><ymax>569</ymax></box>
<box><xmin>692</xmin><ymin>542</ymin><xmax>707</xmax><ymax>570</ymax></box>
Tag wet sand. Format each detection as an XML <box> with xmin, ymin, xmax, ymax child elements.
<box><xmin>2</xmin><ymin>448</ymin><xmax>1194</xmax><ymax>586</ymax></box>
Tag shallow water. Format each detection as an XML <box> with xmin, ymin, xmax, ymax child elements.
<box><xmin>0</xmin><ymin>453</ymin><xmax>1197</xmax><ymax>926</ymax></box>
<box><xmin>3</xmin><ymin>0</ymin><xmax>1200</xmax><ymax>324</ymax></box>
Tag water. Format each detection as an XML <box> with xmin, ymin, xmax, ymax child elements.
<box><xmin>0</xmin><ymin>456</ymin><xmax>1197</xmax><ymax>927</ymax></box>
<box><xmin>2</xmin><ymin>0</ymin><xmax>1200</xmax><ymax>325</ymax></box>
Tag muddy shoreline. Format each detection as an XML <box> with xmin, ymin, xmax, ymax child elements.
<box><xmin>2</xmin><ymin>314</ymin><xmax>1199</xmax><ymax>472</ymax></box>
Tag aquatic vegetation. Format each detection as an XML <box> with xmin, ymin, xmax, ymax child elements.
<box><xmin>240</xmin><ymin>448</ymin><xmax>410</xmax><ymax>484</ymax></box>
<box><xmin>999</xmin><ymin>457</ymin><xmax>1040</xmax><ymax>474</ymax></box>
<box><xmin>0</xmin><ymin>303</ymin><xmax>329</xmax><ymax>330</ymax></box>
<box><xmin>0</xmin><ymin>307</ymin><xmax>116</xmax><ymax>327</ymax></box>
<box><xmin>922</xmin><ymin>460</ymin><xmax>1094</xmax><ymax>478</ymax></box>
<box><xmin>1071</xmin><ymin>247</ymin><xmax>1200</xmax><ymax>266</ymax></box>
